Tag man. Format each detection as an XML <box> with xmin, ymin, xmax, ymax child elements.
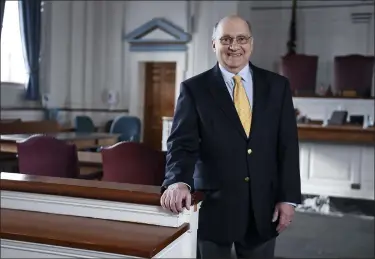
<box><xmin>160</xmin><ymin>15</ymin><xmax>301</xmax><ymax>259</ymax></box>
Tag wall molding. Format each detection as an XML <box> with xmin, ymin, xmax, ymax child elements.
<box><xmin>351</xmin><ymin>12</ymin><xmax>373</xmax><ymax>24</ymax></box>
<box><xmin>1</xmin><ymin>107</ymin><xmax>129</xmax><ymax>113</ymax></box>
<box><xmin>124</xmin><ymin>18</ymin><xmax>192</xmax><ymax>52</ymax></box>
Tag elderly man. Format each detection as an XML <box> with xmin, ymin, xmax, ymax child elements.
<box><xmin>160</xmin><ymin>15</ymin><xmax>301</xmax><ymax>259</ymax></box>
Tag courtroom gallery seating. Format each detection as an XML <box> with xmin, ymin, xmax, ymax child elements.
<box><xmin>74</xmin><ymin>115</ymin><xmax>101</xmax><ymax>152</ymax></box>
<box><xmin>74</xmin><ymin>115</ymin><xmax>96</xmax><ymax>133</ymax></box>
<box><xmin>109</xmin><ymin>115</ymin><xmax>141</xmax><ymax>142</ymax></box>
<box><xmin>101</xmin><ymin>141</ymin><xmax>165</xmax><ymax>185</ymax></box>
<box><xmin>17</xmin><ymin>135</ymin><xmax>102</xmax><ymax>179</ymax></box>
<box><xmin>333</xmin><ymin>54</ymin><xmax>375</xmax><ymax>98</ymax></box>
<box><xmin>279</xmin><ymin>53</ymin><xmax>319</xmax><ymax>96</ymax></box>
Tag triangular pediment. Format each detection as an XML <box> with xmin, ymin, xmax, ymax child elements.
<box><xmin>124</xmin><ymin>18</ymin><xmax>191</xmax><ymax>52</ymax></box>
<box><xmin>141</xmin><ymin>28</ymin><xmax>177</xmax><ymax>41</ymax></box>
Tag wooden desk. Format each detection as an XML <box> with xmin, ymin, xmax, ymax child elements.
<box><xmin>298</xmin><ymin>124</ymin><xmax>375</xmax><ymax>144</ymax></box>
<box><xmin>0</xmin><ymin>120</ymin><xmax>62</xmax><ymax>134</ymax></box>
<box><xmin>0</xmin><ymin>172</ymin><xmax>203</xmax><ymax>258</ymax></box>
<box><xmin>0</xmin><ymin>132</ymin><xmax>119</xmax><ymax>150</ymax></box>
<box><xmin>297</xmin><ymin>124</ymin><xmax>374</xmax><ymax>200</ymax></box>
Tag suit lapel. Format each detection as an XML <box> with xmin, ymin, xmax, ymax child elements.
<box><xmin>249</xmin><ymin>62</ymin><xmax>269</xmax><ymax>140</ymax></box>
<box><xmin>207</xmin><ymin>63</ymin><xmax>247</xmax><ymax>139</ymax></box>
<box><xmin>206</xmin><ymin>62</ymin><xmax>270</xmax><ymax>140</ymax></box>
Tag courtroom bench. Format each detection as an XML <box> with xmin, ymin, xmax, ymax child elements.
<box><xmin>296</xmin><ymin>124</ymin><xmax>374</xmax><ymax>201</ymax></box>
<box><xmin>1</xmin><ymin>172</ymin><xmax>203</xmax><ymax>258</ymax></box>
<box><xmin>297</xmin><ymin>123</ymin><xmax>375</xmax><ymax>144</ymax></box>
<box><xmin>1</xmin><ymin>208</ymin><xmax>189</xmax><ymax>258</ymax></box>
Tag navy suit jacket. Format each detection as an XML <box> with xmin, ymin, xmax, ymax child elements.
<box><xmin>162</xmin><ymin>62</ymin><xmax>302</xmax><ymax>243</ymax></box>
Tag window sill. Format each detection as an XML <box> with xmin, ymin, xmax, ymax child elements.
<box><xmin>0</xmin><ymin>82</ymin><xmax>26</xmax><ymax>89</ymax></box>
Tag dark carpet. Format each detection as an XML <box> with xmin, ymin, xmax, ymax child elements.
<box><xmin>274</xmin><ymin>211</ymin><xmax>374</xmax><ymax>258</ymax></box>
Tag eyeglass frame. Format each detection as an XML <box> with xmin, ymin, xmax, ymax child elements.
<box><xmin>218</xmin><ymin>35</ymin><xmax>253</xmax><ymax>45</ymax></box>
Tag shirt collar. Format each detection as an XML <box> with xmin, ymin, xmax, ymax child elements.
<box><xmin>218</xmin><ymin>63</ymin><xmax>252</xmax><ymax>84</ymax></box>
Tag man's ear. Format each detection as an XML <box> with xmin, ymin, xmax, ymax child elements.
<box><xmin>249</xmin><ymin>37</ymin><xmax>254</xmax><ymax>55</ymax></box>
<box><xmin>212</xmin><ymin>40</ymin><xmax>216</xmax><ymax>52</ymax></box>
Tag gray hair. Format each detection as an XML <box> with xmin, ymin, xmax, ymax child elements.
<box><xmin>212</xmin><ymin>17</ymin><xmax>253</xmax><ymax>40</ymax></box>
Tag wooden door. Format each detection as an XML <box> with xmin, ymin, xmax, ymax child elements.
<box><xmin>143</xmin><ymin>62</ymin><xmax>176</xmax><ymax>151</ymax></box>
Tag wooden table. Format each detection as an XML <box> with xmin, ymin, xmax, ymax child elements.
<box><xmin>0</xmin><ymin>132</ymin><xmax>119</xmax><ymax>151</ymax></box>
<box><xmin>0</xmin><ymin>172</ymin><xmax>203</xmax><ymax>258</ymax></box>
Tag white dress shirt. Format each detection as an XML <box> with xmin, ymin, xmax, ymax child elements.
<box><xmin>218</xmin><ymin>63</ymin><xmax>253</xmax><ymax>107</ymax></box>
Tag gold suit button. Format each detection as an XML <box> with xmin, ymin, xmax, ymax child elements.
<box><xmin>247</xmin><ymin>149</ymin><xmax>252</xmax><ymax>154</ymax></box>
<box><xmin>244</xmin><ymin>177</ymin><xmax>250</xmax><ymax>182</ymax></box>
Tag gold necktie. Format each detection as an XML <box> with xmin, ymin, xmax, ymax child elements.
<box><xmin>233</xmin><ymin>75</ymin><xmax>252</xmax><ymax>136</ymax></box>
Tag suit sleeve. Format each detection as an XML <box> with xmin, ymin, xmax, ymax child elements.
<box><xmin>162</xmin><ymin>82</ymin><xmax>199</xmax><ymax>191</ymax></box>
<box><xmin>277</xmin><ymin>78</ymin><xmax>302</xmax><ymax>204</ymax></box>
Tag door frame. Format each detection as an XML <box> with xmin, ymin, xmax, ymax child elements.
<box><xmin>128</xmin><ymin>52</ymin><xmax>186</xmax><ymax>141</ymax></box>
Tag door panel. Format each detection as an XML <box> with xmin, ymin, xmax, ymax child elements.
<box><xmin>143</xmin><ymin>62</ymin><xmax>176</xmax><ymax>151</ymax></box>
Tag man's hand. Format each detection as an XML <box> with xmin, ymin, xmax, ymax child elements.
<box><xmin>160</xmin><ymin>183</ymin><xmax>191</xmax><ymax>214</ymax></box>
<box><xmin>272</xmin><ymin>202</ymin><xmax>295</xmax><ymax>233</ymax></box>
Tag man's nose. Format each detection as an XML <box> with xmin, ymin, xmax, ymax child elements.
<box><xmin>229</xmin><ymin>43</ymin><xmax>240</xmax><ymax>51</ymax></box>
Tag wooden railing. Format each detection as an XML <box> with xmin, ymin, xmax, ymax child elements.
<box><xmin>1</xmin><ymin>172</ymin><xmax>203</xmax><ymax>258</ymax></box>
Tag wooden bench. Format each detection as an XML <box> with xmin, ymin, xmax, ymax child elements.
<box><xmin>0</xmin><ymin>172</ymin><xmax>203</xmax><ymax>258</ymax></box>
<box><xmin>1</xmin><ymin>208</ymin><xmax>189</xmax><ymax>258</ymax></box>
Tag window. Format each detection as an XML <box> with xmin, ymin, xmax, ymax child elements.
<box><xmin>1</xmin><ymin>1</ymin><xmax>28</xmax><ymax>85</ymax></box>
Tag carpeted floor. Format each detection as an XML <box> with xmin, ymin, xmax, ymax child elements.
<box><xmin>274</xmin><ymin>211</ymin><xmax>374</xmax><ymax>258</ymax></box>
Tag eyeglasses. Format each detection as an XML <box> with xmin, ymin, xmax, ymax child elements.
<box><xmin>219</xmin><ymin>36</ymin><xmax>252</xmax><ymax>45</ymax></box>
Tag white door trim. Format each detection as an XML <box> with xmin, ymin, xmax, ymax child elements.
<box><xmin>128</xmin><ymin>52</ymin><xmax>186</xmax><ymax>141</ymax></box>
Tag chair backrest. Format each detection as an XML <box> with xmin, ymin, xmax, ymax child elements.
<box><xmin>280</xmin><ymin>54</ymin><xmax>318</xmax><ymax>95</ymax></box>
<box><xmin>333</xmin><ymin>54</ymin><xmax>375</xmax><ymax>97</ymax></box>
<box><xmin>75</xmin><ymin>116</ymin><xmax>95</xmax><ymax>133</ymax></box>
<box><xmin>17</xmin><ymin>135</ymin><xmax>80</xmax><ymax>178</ymax></box>
<box><xmin>101</xmin><ymin>142</ymin><xmax>166</xmax><ymax>185</ymax></box>
<box><xmin>109</xmin><ymin>116</ymin><xmax>141</xmax><ymax>142</ymax></box>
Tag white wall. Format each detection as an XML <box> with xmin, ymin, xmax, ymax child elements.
<box><xmin>0</xmin><ymin>83</ymin><xmax>43</xmax><ymax>121</ymax></box>
<box><xmin>40</xmin><ymin>1</ymin><xmax>125</xmax><ymax>110</ymax></box>
<box><xmin>0</xmin><ymin>84</ymin><xmax>29</xmax><ymax>107</ymax></box>
<box><xmin>38</xmin><ymin>0</ymin><xmax>240</xmax><ymax>113</ymax></box>
<box><xmin>293</xmin><ymin>97</ymin><xmax>374</xmax><ymax>121</ymax></box>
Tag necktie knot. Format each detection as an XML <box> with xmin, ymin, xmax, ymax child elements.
<box><xmin>233</xmin><ymin>75</ymin><xmax>242</xmax><ymax>85</ymax></box>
